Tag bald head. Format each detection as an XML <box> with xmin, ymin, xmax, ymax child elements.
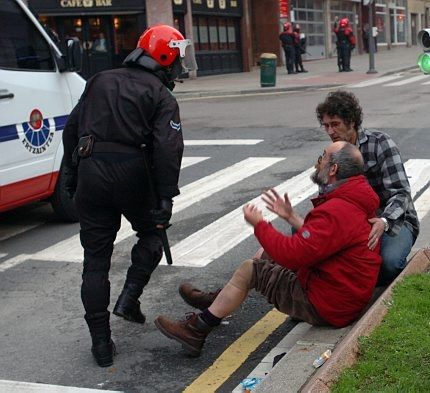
<box><xmin>329</xmin><ymin>142</ymin><xmax>364</xmax><ymax>180</ymax></box>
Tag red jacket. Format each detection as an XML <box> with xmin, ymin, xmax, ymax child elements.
<box><xmin>254</xmin><ymin>175</ymin><xmax>382</xmax><ymax>327</ymax></box>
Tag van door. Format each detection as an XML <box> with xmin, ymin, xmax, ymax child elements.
<box><xmin>0</xmin><ymin>0</ymin><xmax>73</xmax><ymax>211</ymax></box>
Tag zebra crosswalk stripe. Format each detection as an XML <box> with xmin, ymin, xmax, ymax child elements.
<box><xmin>384</xmin><ymin>74</ymin><xmax>429</xmax><ymax>86</ymax></box>
<box><xmin>349</xmin><ymin>74</ymin><xmax>402</xmax><ymax>88</ymax></box>
<box><xmin>159</xmin><ymin>159</ymin><xmax>430</xmax><ymax>267</ymax></box>
<box><xmin>159</xmin><ymin>167</ymin><xmax>317</xmax><ymax>267</ymax></box>
<box><xmin>181</xmin><ymin>156</ymin><xmax>210</xmax><ymax>169</ymax></box>
<box><xmin>185</xmin><ymin>139</ymin><xmax>263</xmax><ymax>146</ymax></box>
<box><xmin>2</xmin><ymin>159</ymin><xmax>430</xmax><ymax>271</ymax></box>
<box><xmin>28</xmin><ymin>157</ymin><xmax>284</xmax><ymax>263</ymax></box>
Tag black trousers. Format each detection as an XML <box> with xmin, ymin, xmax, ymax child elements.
<box><xmin>75</xmin><ymin>154</ymin><xmax>163</xmax><ymax>317</ymax></box>
<box><xmin>294</xmin><ymin>47</ymin><xmax>304</xmax><ymax>71</ymax></box>
<box><xmin>338</xmin><ymin>43</ymin><xmax>351</xmax><ymax>70</ymax></box>
<box><xmin>283</xmin><ymin>46</ymin><xmax>295</xmax><ymax>74</ymax></box>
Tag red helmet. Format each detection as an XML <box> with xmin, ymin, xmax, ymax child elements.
<box><xmin>339</xmin><ymin>18</ymin><xmax>349</xmax><ymax>28</ymax></box>
<box><xmin>137</xmin><ymin>25</ymin><xmax>190</xmax><ymax>67</ymax></box>
<box><xmin>283</xmin><ymin>22</ymin><xmax>292</xmax><ymax>32</ymax></box>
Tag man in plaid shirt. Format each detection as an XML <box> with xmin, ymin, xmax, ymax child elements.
<box><xmin>316</xmin><ymin>91</ymin><xmax>419</xmax><ymax>285</ymax></box>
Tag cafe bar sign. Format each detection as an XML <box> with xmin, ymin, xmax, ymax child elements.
<box><xmin>60</xmin><ymin>0</ymin><xmax>113</xmax><ymax>7</ymax></box>
<box><xmin>29</xmin><ymin>0</ymin><xmax>145</xmax><ymax>14</ymax></box>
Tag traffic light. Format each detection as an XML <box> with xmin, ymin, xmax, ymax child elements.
<box><xmin>417</xmin><ymin>29</ymin><xmax>430</xmax><ymax>74</ymax></box>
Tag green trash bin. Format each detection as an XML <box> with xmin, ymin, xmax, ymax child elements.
<box><xmin>260</xmin><ymin>53</ymin><xmax>277</xmax><ymax>87</ymax></box>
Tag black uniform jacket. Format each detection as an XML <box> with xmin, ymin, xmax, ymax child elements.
<box><xmin>63</xmin><ymin>66</ymin><xmax>184</xmax><ymax>199</ymax></box>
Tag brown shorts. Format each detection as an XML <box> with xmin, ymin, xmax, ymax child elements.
<box><xmin>250</xmin><ymin>258</ymin><xmax>327</xmax><ymax>326</ymax></box>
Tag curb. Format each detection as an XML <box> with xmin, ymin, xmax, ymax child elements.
<box><xmin>174</xmin><ymin>65</ymin><xmax>419</xmax><ymax>100</ymax></box>
<box><xmin>301</xmin><ymin>247</ymin><xmax>430</xmax><ymax>393</ymax></box>
<box><xmin>174</xmin><ymin>84</ymin><xmax>344</xmax><ymax>100</ymax></box>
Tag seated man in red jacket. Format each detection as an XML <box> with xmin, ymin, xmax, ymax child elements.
<box><xmin>155</xmin><ymin>141</ymin><xmax>382</xmax><ymax>357</ymax></box>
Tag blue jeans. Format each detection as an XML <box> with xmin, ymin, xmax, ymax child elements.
<box><xmin>378</xmin><ymin>225</ymin><xmax>415</xmax><ymax>286</ymax></box>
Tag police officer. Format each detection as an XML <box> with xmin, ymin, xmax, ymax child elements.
<box><xmin>279</xmin><ymin>22</ymin><xmax>296</xmax><ymax>75</ymax></box>
<box><xmin>333</xmin><ymin>17</ymin><xmax>355</xmax><ymax>72</ymax></box>
<box><xmin>62</xmin><ymin>25</ymin><xmax>195</xmax><ymax>367</ymax></box>
<box><xmin>293</xmin><ymin>24</ymin><xmax>308</xmax><ymax>73</ymax></box>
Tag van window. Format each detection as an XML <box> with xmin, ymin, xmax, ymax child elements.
<box><xmin>0</xmin><ymin>1</ymin><xmax>55</xmax><ymax>71</ymax></box>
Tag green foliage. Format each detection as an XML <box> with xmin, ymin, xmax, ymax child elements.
<box><xmin>331</xmin><ymin>273</ymin><xmax>430</xmax><ymax>392</ymax></box>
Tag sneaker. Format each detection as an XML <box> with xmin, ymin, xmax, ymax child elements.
<box><xmin>178</xmin><ymin>283</ymin><xmax>221</xmax><ymax>310</ymax></box>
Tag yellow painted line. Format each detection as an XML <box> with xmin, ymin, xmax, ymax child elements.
<box><xmin>183</xmin><ymin>308</ymin><xmax>288</xmax><ymax>393</ymax></box>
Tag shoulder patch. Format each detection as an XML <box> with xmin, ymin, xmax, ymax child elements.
<box><xmin>170</xmin><ymin>120</ymin><xmax>182</xmax><ymax>132</ymax></box>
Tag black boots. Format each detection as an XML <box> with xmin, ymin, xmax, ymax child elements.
<box><xmin>91</xmin><ymin>337</ymin><xmax>116</xmax><ymax>367</ymax></box>
<box><xmin>85</xmin><ymin>312</ymin><xmax>116</xmax><ymax>367</ymax></box>
<box><xmin>155</xmin><ymin>313</ymin><xmax>213</xmax><ymax>357</ymax></box>
<box><xmin>113</xmin><ymin>283</ymin><xmax>146</xmax><ymax>324</ymax></box>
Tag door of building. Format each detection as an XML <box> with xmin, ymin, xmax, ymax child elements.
<box><xmin>60</xmin><ymin>16</ymin><xmax>112</xmax><ymax>79</ymax></box>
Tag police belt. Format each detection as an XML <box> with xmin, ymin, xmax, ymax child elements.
<box><xmin>92</xmin><ymin>141</ymin><xmax>142</xmax><ymax>154</ymax></box>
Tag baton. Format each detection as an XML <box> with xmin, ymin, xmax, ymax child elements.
<box><xmin>140</xmin><ymin>144</ymin><xmax>173</xmax><ymax>265</ymax></box>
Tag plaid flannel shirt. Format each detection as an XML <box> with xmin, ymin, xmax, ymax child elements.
<box><xmin>358</xmin><ymin>128</ymin><xmax>419</xmax><ymax>239</ymax></box>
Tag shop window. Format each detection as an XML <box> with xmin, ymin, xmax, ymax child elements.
<box><xmin>218</xmin><ymin>18</ymin><xmax>228</xmax><ymax>50</ymax></box>
<box><xmin>227</xmin><ymin>19</ymin><xmax>237</xmax><ymax>50</ymax></box>
<box><xmin>193</xmin><ymin>23</ymin><xmax>199</xmax><ymax>51</ymax></box>
<box><xmin>198</xmin><ymin>17</ymin><xmax>209</xmax><ymax>50</ymax></box>
<box><xmin>209</xmin><ymin>18</ymin><xmax>219</xmax><ymax>50</ymax></box>
<box><xmin>113</xmin><ymin>15</ymin><xmax>138</xmax><ymax>59</ymax></box>
<box><xmin>376</xmin><ymin>4</ymin><xmax>387</xmax><ymax>44</ymax></box>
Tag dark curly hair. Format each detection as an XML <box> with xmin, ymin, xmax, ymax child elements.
<box><xmin>316</xmin><ymin>90</ymin><xmax>363</xmax><ymax>131</ymax></box>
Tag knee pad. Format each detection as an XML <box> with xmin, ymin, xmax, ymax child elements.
<box><xmin>228</xmin><ymin>259</ymin><xmax>254</xmax><ymax>291</ymax></box>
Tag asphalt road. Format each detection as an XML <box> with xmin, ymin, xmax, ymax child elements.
<box><xmin>1</xmin><ymin>70</ymin><xmax>429</xmax><ymax>392</ymax></box>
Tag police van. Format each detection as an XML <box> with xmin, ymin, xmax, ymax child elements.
<box><xmin>0</xmin><ymin>0</ymin><xmax>85</xmax><ymax>221</ymax></box>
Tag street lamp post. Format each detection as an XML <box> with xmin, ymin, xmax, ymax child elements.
<box><xmin>366</xmin><ymin>0</ymin><xmax>378</xmax><ymax>74</ymax></box>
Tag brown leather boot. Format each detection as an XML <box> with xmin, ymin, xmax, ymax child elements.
<box><xmin>154</xmin><ymin>313</ymin><xmax>212</xmax><ymax>357</ymax></box>
<box><xmin>178</xmin><ymin>283</ymin><xmax>221</xmax><ymax>310</ymax></box>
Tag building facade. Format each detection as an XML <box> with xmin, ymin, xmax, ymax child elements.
<box><xmin>26</xmin><ymin>0</ymin><xmax>428</xmax><ymax>79</ymax></box>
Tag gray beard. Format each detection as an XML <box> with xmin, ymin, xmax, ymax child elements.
<box><xmin>311</xmin><ymin>165</ymin><xmax>330</xmax><ymax>186</ymax></box>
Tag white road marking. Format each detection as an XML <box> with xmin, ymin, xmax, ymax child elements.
<box><xmin>0</xmin><ymin>253</ymin><xmax>7</xmax><ymax>258</ymax></box>
<box><xmin>404</xmin><ymin>159</ymin><xmax>430</xmax><ymax>199</ymax></box>
<box><xmin>159</xmin><ymin>167</ymin><xmax>317</xmax><ymax>266</ymax></box>
<box><xmin>0</xmin><ymin>223</ymin><xmax>44</xmax><ymax>242</ymax></box>
<box><xmin>113</xmin><ymin>157</ymin><xmax>283</xmax><ymax>244</ymax></box>
<box><xmin>2</xmin><ymin>159</ymin><xmax>430</xmax><ymax>271</ymax></box>
<box><xmin>18</xmin><ymin>157</ymin><xmax>283</xmax><ymax>264</ymax></box>
<box><xmin>415</xmin><ymin>186</ymin><xmax>430</xmax><ymax>220</ymax></box>
<box><xmin>0</xmin><ymin>254</ymin><xmax>30</xmax><ymax>273</ymax></box>
<box><xmin>0</xmin><ymin>379</ymin><xmax>122</xmax><ymax>393</ymax></box>
<box><xmin>421</xmin><ymin>79</ymin><xmax>430</xmax><ymax>85</ymax></box>
<box><xmin>349</xmin><ymin>74</ymin><xmax>402</xmax><ymax>88</ymax></box>
<box><xmin>184</xmin><ymin>139</ymin><xmax>263</xmax><ymax>145</ymax></box>
<box><xmin>181</xmin><ymin>156</ymin><xmax>210</xmax><ymax>168</ymax></box>
<box><xmin>384</xmin><ymin>74</ymin><xmax>429</xmax><ymax>86</ymax></box>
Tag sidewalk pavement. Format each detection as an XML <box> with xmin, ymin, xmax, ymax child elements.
<box><xmin>174</xmin><ymin>45</ymin><xmax>421</xmax><ymax>99</ymax></box>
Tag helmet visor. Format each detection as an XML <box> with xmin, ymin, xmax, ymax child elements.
<box><xmin>169</xmin><ymin>39</ymin><xmax>198</xmax><ymax>72</ymax></box>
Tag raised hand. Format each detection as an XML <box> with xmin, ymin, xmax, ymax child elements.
<box><xmin>243</xmin><ymin>203</ymin><xmax>264</xmax><ymax>227</ymax></box>
<box><xmin>261</xmin><ymin>188</ymin><xmax>293</xmax><ymax>220</ymax></box>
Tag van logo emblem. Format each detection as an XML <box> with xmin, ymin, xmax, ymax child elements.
<box><xmin>20</xmin><ymin>109</ymin><xmax>55</xmax><ymax>154</ymax></box>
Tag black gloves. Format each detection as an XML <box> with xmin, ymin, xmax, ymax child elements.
<box><xmin>151</xmin><ymin>199</ymin><xmax>173</xmax><ymax>227</ymax></box>
<box><xmin>63</xmin><ymin>165</ymin><xmax>78</xmax><ymax>199</ymax></box>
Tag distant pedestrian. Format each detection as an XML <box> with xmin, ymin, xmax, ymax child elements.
<box><xmin>279</xmin><ymin>22</ymin><xmax>296</xmax><ymax>75</ymax></box>
<box><xmin>293</xmin><ymin>24</ymin><xmax>308</xmax><ymax>73</ymax></box>
<box><xmin>333</xmin><ymin>17</ymin><xmax>355</xmax><ymax>72</ymax></box>
<box><xmin>316</xmin><ymin>90</ymin><xmax>419</xmax><ymax>286</ymax></box>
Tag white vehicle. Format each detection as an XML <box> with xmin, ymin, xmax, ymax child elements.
<box><xmin>0</xmin><ymin>0</ymin><xmax>85</xmax><ymax>221</ymax></box>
